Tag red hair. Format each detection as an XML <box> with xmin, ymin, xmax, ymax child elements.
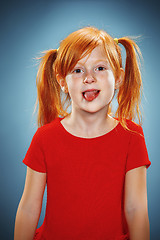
<box><xmin>35</xmin><ymin>26</ymin><xmax>144</xmax><ymax>132</ymax></box>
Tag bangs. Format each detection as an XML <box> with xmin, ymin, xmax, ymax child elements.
<box><xmin>55</xmin><ymin>27</ymin><xmax>122</xmax><ymax>78</ymax></box>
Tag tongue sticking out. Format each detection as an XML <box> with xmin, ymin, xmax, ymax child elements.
<box><xmin>83</xmin><ymin>90</ymin><xmax>100</xmax><ymax>101</ymax></box>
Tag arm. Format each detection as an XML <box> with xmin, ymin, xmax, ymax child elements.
<box><xmin>14</xmin><ymin>167</ymin><xmax>46</xmax><ymax>240</ymax></box>
<box><xmin>124</xmin><ymin>166</ymin><xmax>150</xmax><ymax>240</ymax></box>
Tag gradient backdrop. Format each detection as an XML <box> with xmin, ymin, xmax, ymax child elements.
<box><xmin>1</xmin><ymin>0</ymin><xmax>160</xmax><ymax>239</ymax></box>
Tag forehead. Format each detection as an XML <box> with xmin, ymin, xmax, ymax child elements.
<box><xmin>77</xmin><ymin>45</ymin><xmax>109</xmax><ymax>65</ymax></box>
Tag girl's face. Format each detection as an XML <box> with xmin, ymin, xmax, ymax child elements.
<box><xmin>58</xmin><ymin>45</ymin><xmax>124</xmax><ymax>115</ymax></box>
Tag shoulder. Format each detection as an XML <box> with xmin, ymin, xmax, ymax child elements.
<box><xmin>122</xmin><ymin>120</ymin><xmax>147</xmax><ymax>154</ymax></box>
<box><xmin>114</xmin><ymin>118</ymin><xmax>145</xmax><ymax>143</ymax></box>
<box><xmin>39</xmin><ymin>117</ymin><xmax>60</xmax><ymax>131</ymax></box>
<box><xmin>122</xmin><ymin>119</ymin><xmax>144</xmax><ymax>136</ymax></box>
<box><xmin>34</xmin><ymin>117</ymin><xmax>61</xmax><ymax>140</ymax></box>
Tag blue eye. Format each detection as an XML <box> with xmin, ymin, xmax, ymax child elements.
<box><xmin>96</xmin><ymin>66</ymin><xmax>106</xmax><ymax>71</ymax></box>
<box><xmin>73</xmin><ymin>68</ymin><xmax>83</xmax><ymax>73</ymax></box>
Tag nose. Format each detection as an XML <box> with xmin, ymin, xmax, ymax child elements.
<box><xmin>83</xmin><ymin>72</ymin><xmax>96</xmax><ymax>84</ymax></box>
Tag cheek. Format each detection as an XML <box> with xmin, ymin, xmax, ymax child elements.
<box><xmin>65</xmin><ymin>76</ymin><xmax>73</xmax><ymax>90</ymax></box>
<box><xmin>65</xmin><ymin>76</ymin><xmax>80</xmax><ymax>96</ymax></box>
<box><xmin>103</xmin><ymin>71</ymin><xmax>115</xmax><ymax>90</ymax></box>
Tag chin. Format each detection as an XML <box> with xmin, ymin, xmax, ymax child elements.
<box><xmin>82</xmin><ymin>106</ymin><xmax>107</xmax><ymax>114</ymax></box>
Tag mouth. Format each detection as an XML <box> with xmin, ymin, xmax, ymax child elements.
<box><xmin>82</xmin><ymin>89</ymin><xmax>100</xmax><ymax>101</ymax></box>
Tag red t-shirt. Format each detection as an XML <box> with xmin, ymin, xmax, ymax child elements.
<box><xmin>23</xmin><ymin>117</ymin><xmax>151</xmax><ymax>240</ymax></box>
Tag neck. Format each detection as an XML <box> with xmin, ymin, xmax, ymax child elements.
<box><xmin>65</xmin><ymin>107</ymin><xmax>113</xmax><ymax>136</ymax></box>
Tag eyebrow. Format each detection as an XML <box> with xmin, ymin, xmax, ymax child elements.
<box><xmin>75</xmin><ymin>59</ymin><xmax>110</xmax><ymax>66</ymax></box>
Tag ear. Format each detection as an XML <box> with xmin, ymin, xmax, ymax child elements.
<box><xmin>115</xmin><ymin>68</ymin><xmax>125</xmax><ymax>89</ymax></box>
<box><xmin>56</xmin><ymin>74</ymin><xmax>68</xmax><ymax>93</ymax></box>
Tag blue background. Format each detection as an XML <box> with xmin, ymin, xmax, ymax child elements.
<box><xmin>1</xmin><ymin>0</ymin><xmax>160</xmax><ymax>239</ymax></box>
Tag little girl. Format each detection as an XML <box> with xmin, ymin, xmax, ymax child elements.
<box><xmin>14</xmin><ymin>26</ymin><xmax>151</xmax><ymax>240</ymax></box>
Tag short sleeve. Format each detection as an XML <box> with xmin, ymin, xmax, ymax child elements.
<box><xmin>126</xmin><ymin>125</ymin><xmax>151</xmax><ymax>173</ymax></box>
<box><xmin>23</xmin><ymin>128</ymin><xmax>47</xmax><ymax>173</ymax></box>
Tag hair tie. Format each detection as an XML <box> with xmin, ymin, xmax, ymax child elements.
<box><xmin>114</xmin><ymin>38</ymin><xmax>119</xmax><ymax>44</ymax></box>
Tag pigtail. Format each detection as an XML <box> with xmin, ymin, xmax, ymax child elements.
<box><xmin>35</xmin><ymin>49</ymin><xmax>62</xmax><ymax>127</ymax></box>
<box><xmin>115</xmin><ymin>37</ymin><xmax>143</xmax><ymax>129</ymax></box>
